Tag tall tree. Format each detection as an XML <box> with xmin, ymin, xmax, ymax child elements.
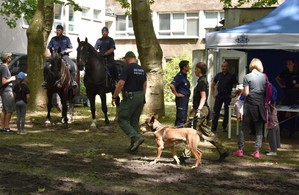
<box><xmin>117</xmin><ymin>0</ymin><xmax>165</xmax><ymax>116</ymax></box>
<box><xmin>26</xmin><ymin>0</ymin><xmax>54</xmax><ymax>110</ymax></box>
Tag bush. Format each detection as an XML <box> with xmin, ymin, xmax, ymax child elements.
<box><xmin>163</xmin><ymin>53</ymin><xmax>192</xmax><ymax>103</ymax></box>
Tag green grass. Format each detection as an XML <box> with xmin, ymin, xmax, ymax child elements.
<box><xmin>0</xmin><ymin>103</ymin><xmax>298</xmax><ymax>194</ymax></box>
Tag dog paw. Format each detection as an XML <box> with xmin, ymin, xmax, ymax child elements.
<box><xmin>149</xmin><ymin>160</ymin><xmax>157</xmax><ymax>165</ymax></box>
<box><xmin>191</xmin><ymin>165</ymin><xmax>198</xmax><ymax>169</ymax></box>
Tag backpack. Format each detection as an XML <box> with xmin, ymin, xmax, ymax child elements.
<box><xmin>264</xmin><ymin>74</ymin><xmax>273</xmax><ymax>127</ymax></box>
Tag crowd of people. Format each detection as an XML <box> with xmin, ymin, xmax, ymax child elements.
<box><xmin>1</xmin><ymin>24</ymin><xmax>297</xmax><ymax>162</ymax></box>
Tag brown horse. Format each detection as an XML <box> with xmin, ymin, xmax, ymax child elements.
<box><xmin>45</xmin><ymin>49</ymin><xmax>79</xmax><ymax>128</ymax></box>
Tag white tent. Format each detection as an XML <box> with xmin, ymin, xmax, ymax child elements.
<box><xmin>206</xmin><ymin>0</ymin><xmax>299</xmax><ymax>50</ymax></box>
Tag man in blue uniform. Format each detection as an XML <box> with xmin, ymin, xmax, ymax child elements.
<box><xmin>111</xmin><ymin>51</ymin><xmax>147</xmax><ymax>152</ymax></box>
<box><xmin>94</xmin><ymin>27</ymin><xmax>118</xmax><ymax>84</ymax></box>
<box><xmin>42</xmin><ymin>24</ymin><xmax>77</xmax><ymax>88</ymax></box>
<box><xmin>169</xmin><ymin>60</ymin><xmax>190</xmax><ymax>127</ymax></box>
<box><xmin>211</xmin><ymin>61</ymin><xmax>238</xmax><ymax>132</ymax></box>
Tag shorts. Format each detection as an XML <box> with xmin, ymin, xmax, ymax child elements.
<box><xmin>1</xmin><ymin>90</ymin><xmax>15</xmax><ymax>113</ymax></box>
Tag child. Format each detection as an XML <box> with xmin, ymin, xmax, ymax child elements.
<box><xmin>266</xmin><ymin>102</ymin><xmax>280</xmax><ymax>156</ymax></box>
<box><xmin>13</xmin><ymin>72</ymin><xmax>30</xmax><ymax>134</ymax></box>
<box><xmin>233</xmin><ymin>84</ymin><xmax>244</xmax><ymax>121</ymax></box>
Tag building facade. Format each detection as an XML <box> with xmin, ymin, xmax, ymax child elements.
<box><xmin>0</xmin><ymin>0</ymin><xmax>107</xmax><ymax>59</ymax></box>
<box><xmin>106</xmin><ymin>0</ymin><xmax>225</xmax><ymax>60</ymax></box>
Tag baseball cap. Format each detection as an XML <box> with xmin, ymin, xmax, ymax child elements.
<box><xmin>1</xmin><ymin>52</ymin><xmax>12</xmax><ymax>60</ymax></box>
<box><xmin>56</xmin><ymin>24</ymin><xmax>64</xmax><ymax>30</ymax></box>
<box><xmin>124</xmin><ymin>51</ymin><xmax>136</xmax><ymax>58</ymax></box>
<box><xmin>102</xmin><ymin>27</ymin><xmax>109</xmax><ymax>32</ymax></box>
<box><xmin>17</xmin><ymin>72</ymin><xmax>27</xmax><ymax>80</ymax></box>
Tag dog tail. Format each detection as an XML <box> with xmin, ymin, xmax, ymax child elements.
<box><xmin>197</xmin><ymin>132</ymin><xmax>215</xmax><ymax>142</ymax></box>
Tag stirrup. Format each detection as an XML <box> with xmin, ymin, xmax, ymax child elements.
<box><xmin>71</xmin><ymin>81</ymin><xmax>78</xmax><ymax>88</ymax></box>
<box><xmin>41</xmin><ymin>81</ymin><xmax>47</xmax><ymax>88</ymax></box>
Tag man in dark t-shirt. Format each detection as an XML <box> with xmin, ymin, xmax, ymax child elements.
<box><xmin>211</xmin><ymin>61</ymin><xmax>238</xmax><ymax>132</ymax></box>
<box><xmin>112</xmin><ymin>51</ymin><xmax>147</xmax><ymax>153</ymax></box>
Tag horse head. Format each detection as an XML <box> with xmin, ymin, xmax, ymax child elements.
<box><xmin>48</xmin><ymin>48</ymin><xmax>64</xmax><ymax>85</ymax></box>
<box><xmin>77</xmin><ymin>37</ymin><xmax>91</xmax><ymax>70</ymax></box>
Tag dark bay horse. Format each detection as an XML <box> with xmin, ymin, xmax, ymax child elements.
<box><xmin>76</xmin><ymin>37</ymin><xmax>121</xmax><ymax>130</ymax></box>
<box><xmin>45</xmin><ymin>49</ymin><xmax>79</xmax><ymax>128</ymax></box>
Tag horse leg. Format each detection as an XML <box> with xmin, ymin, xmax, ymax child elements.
<box><xmin>60</xmin><ymin>91</ymin><xmax>69</xmax><ymax>129</ymax></box>
<box><xmin>99</xmin><ymin>93</ymin><xmax>110</xmax><ymax>128</ymax></box>
<box><xmin>87</xmin><ymin>93</ymin><xmax>97</xmax><ymax>130</ymax></box>
<box><xmin>46</xmin><ymin>92</ymin><xmax>53</xmax><ymax>126</ymax></box>
<box><xmin>68</xmin><ymin>100</ymin><xmax>74</xmax><ymax>123</ymax></box>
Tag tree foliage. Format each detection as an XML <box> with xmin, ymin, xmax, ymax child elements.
<box><xmin>220</xmin><ymin>0</ymin><xmax>279</xmax><ymax>8</ymax></box>
<box><xmin>0</xmin><ymin>0</ymin><xmax>81</xmax><ymax>28</ymax></box>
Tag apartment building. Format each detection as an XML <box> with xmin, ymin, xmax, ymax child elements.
<box><xmin>106</xmin><ymin>0</ymin><xmax>225</xmax><ymax>61</ymax></box>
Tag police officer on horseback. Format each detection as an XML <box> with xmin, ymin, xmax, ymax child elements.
<box><xmin>94</xmin><ymin>26</ymin><xmax>119</xmax><ymax>85</ymax></box>
<box><xmin>42</xmin><ymin>24</ymin><xmax>78</xmax><ymax>88</ymax></box>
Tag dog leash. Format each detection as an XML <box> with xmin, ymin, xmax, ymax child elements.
<box><xmin>175</xmin><ymin>116</ymin><xmax>200</xmax><ymax>128</ymax></box>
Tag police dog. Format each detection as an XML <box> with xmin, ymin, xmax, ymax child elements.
<box><xmin>145</xmin><ymin>114</ymin><xmax>214</xmax><ymax>168</ymax></box>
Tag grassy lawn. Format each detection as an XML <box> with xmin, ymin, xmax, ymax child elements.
<box><xmin>0</xmin><ymin>102</ymin><xmax>298</xmax><ymax>194</ymax></box>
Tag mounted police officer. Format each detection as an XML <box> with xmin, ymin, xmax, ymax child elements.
<box><xmin>94</xmin><ymin>26</ymin><xmax>119</xmax><ymax>85</ymax></box>
<box><xmin>42</xmin><ymin>24</ymin><xmax>78</xmax><ymax>88</ymax></box>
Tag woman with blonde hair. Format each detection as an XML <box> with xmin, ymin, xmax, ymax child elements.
<box><xmin>233</xmin><ymin>58</ymin><xmax>266</xmax><ymax>159</ymax></box>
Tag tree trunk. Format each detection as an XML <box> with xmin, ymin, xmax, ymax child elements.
<box><xmin>131</xmin><ymin>0</ymin><xmax>165</xmax><ymax>116</ymax></box>
<box><xmin>26</xmin><ymin>0</ymin><xmax>53</xmax><ymax>110</ymax></box>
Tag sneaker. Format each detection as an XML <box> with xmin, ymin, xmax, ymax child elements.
<box><xmin>20</xmin><ymin>130</ymin><xmax>26</xmax><ymax>135</ymax></box>
<box><xmin>130</xmin><ymin>136</ymin><xmax>145</xmax><ymax>152</ymax></box>
<box><xmin>252</xmin><ymin>151</ymin><xmax>260</xmax><ymax>159</ymax></box>
<box><xmin>266</xmin><ymin>151</ymin><xmax>277</xmax><ymax>156</ymax></box>
<box><xmin>222</xmin><ymin>127</ymin><xmax>228</xmax><ymax>132</ymax></box>
<box><xmin>233</xmin><ymin>149</ymin><xmax>244</xmax><ymax>157</ymax></box>
<box><xmin>219</xmin><ymin>150</ymin><xmax>230</xmax><ymax>161</ymax></box>
<box><xmin>3</xmin><ymin>128</ymin><xmax>13</xmax><ymax>133</ymax></box>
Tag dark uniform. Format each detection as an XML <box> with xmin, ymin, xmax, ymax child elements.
<box><xmin>170</xmin><ymin>71</ymin><xmax>190</xmax><ymax>127</ymax></box>
<box><xmin>45</xmin><ymin>35</ymin><xmax>77</xmax><ymax>86</ymax></box>
<box><xmin>277</xmin><ymin>68</ymin><xmax>299</xmax><ymax>105</ymax></box>
<box><xmin>94</xmin><ymin>36</ymin><xmax>118</xmax><ymax>82</ymax></box>
<box><xmin>181</xmin><ymin>75</ymin><xmax>229</xmax><ymax>160</ymax></box>
<box><xmin>117</xmin><ymin>62</ymin><xmax>147</xmax><ymax>147</ymax></box>
<box><xmin>212</xmin><ymin>72</ymin><xmax>237</xmax><ymax>131</ymax></box>
<box><xmin>277</xmin><ymin>68</ymin><xmax>299</xmax><ymax>137</ymax></box>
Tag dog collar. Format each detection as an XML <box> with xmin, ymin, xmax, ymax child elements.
<box><xmin>154</xmin><ymin>125</ymin><xmax>165</xmax><ymax>134</ymax></box>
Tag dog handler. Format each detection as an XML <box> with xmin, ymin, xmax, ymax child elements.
<box><xmin>112</xmin><ymin>51</ymin><xmax>147</xmax><ymax>152</ymax></box>
<box><xmin>180</xmin><ymin>62</ymin><xmax>230</xmax><ymax>162</ymax></box>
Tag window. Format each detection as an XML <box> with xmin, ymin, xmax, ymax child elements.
<box><xmin>54</xmin><ymin>4</ymin><xmax>63</xmax><ymax>20</ymax></box>
<box><xmin>68</xmin><ymin>6</ymin><xmax>75</xmax><ymax>32</ymax></box>
<box><xmin>81</xmin><ymin>7</ymin><xmax>91</xmax><ymax>20</ymax></box>
<box><xmin>93</xmin><ymin>9</ymin><xmax>101</xmax><ymax>21</ymax></box>
<box><xmin>204</xmin><ymin>11</ymin><xmax>224</xmax><ymax>28</ymax></box>
<box><xmin>115</xmin><ymin>15</ymin><xmax>134</xmax><ymax>38</ymax></box>
<box><xmin>158</xmin><ymin>13</ymin><xmax>199</xmax><ymax>37</ymax></box>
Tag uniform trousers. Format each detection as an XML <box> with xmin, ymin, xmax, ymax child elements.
<box><xmin>174</xmin><ymin>95</ymin><xmax>189</xmax><ymax>127</ymax></box>
<box><xmin>117</xmin><ymin>91</ymin><xmax>145</xmax><ymax>139</ymax></box>
<box><xmin>181</xmin><ymin>106</ymin><xmax>227</xmax><ymax>158</ymax></box>
<box><xmin>212</xmin><ymin>95</ymin><xmax>231</xmax><ymax>131</ymax></box>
